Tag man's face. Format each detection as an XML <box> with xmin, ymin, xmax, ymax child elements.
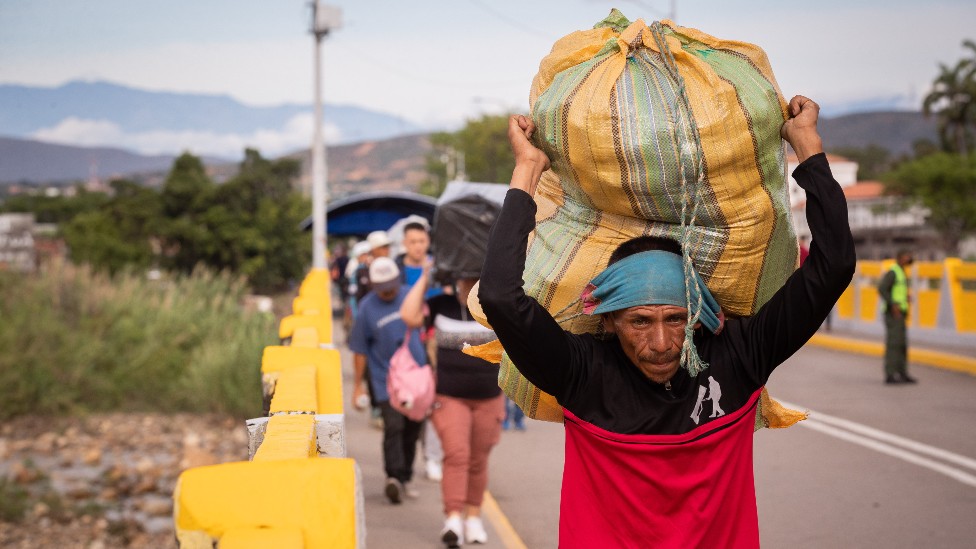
<box><xmin>371</xmin><ymin>245</ymin><xmax>391</xmax><ymax>258</ymax></box>
<box><xmin>603</xmin><ymin>304</ymin><xmax>690</xmax><ymax>384</ymax></box>
<box><xmin>898</xmin><ymin>253</ymin><xmax>914</xmax><ymax>267</ymax></box>
<box><xmin>402</xmin><ymin>229</ymin><xmax>430</xmax><ymax>263</ymax></box>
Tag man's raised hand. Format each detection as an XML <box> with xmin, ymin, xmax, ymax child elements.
<box><xmin>781</xmin><ymin>95</ymin><xmax>824</xmax><ymax>163</ymax></box>
<box><xmin>508</xmin><ymin>115</ymin><xmax>550</xmax><ymax>196</ymax></box>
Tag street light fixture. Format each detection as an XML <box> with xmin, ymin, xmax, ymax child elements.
<box><xmin>309</xmin><ymin>1</ymin><xmax>341</xmax><ymax>269</ymax></box>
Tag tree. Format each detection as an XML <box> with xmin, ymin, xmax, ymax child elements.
<box><xmin>422</xmin><ymin>114</ymin><xmax>515</xmax><ymax>196</ymax></box>
<box><xmin>61</xmin><ymin>180</ymin><xmax>161</xmax><ymax>274</ymax></box>
<box><xmin>923</xmin><ymin>40</ymin><xmax>976</xmax><ymax>155</ymax></box>
<box><xmin>159</xmin><ymin>152</ymin><xmax>216</xmax><ymax>272</ymax></box>
<box><xmin>883</xmin><ymin>152</ymin><xmax>976</xmax><ymax>255</ymax></box>
<box><xmin>0</xmin><ymin>189</ymin><xmax>109</xmax><ymax>223</ymax></box>
<box><xmin>6</xmin><ymin>149</ymin><xmax>310</xmax><ymax>292</ymax></box>
<box><xmin>161</xmin><ymin>152</ymin><xmax>212</xmax><ymax>216</ymax></box>
<box><xmin>202</xmin><ymin>149</ymin><xmax>310</xmax><ymax>292</ymax></box>
<box><xmin>830</xmin><ymin>145</ymin><xmax>893</xmax><ymax>180</ymax></box>
<box><xmin>155</xmin><ymin>149</ymin><xmax>309</xmax><ymax>292</ymax></box>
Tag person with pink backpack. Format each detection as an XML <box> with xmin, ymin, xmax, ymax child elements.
<box><xmin>349</xmin><ymin>256</ymin><xmax>429</xmax><ymax>504</ymax></box>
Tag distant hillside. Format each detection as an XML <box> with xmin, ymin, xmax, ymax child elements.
<box><xmin>289</xmin><ymin>133</ymin><xmax>433</xmax><ymax>197</ymax></box>
<box><xmin>819</xmin><ymin>111</ymin><xmax>938</xmax><ymax>155</ymax></box>
<box><xmin>0</xmin><ymin>133</ymin><xmax>433</xmax><ymax>196</ymax></box>
<box><xmin>0</xmin><ymin>137</ymin><xmax>180</xmax><ymax>184</ymax></box>
<box><xmin>0</xmin><ymin>110</ymin><xmax>941</xmax><ymax>189</ymax></box>
<box><xmin>0</xmin><ymin>80</ymin><xmax>423</xmax><ymax>157</ymax></box>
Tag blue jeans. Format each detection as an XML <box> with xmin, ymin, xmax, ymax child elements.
<box><xmin>503</xmin><ymin>397</ymin><xmax>525</xmax><ymax>430</ymax></box>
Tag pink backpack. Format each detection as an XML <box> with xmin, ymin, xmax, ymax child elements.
<box><xmin>387</xmin><ymin>331</ymin><xmax>435</xmax><ymax>422</ymax></box>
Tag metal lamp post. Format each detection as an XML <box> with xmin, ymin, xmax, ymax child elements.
<box><xmin>310</xmin><ymin>1</ymin><xmax>341</xmax><ymax>269</ymax></box>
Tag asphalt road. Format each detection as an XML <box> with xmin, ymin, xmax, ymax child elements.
<box><xmin>343</xmin><ymin>336</ymin><xmax>976</xmax><ymax>548</ymax></box>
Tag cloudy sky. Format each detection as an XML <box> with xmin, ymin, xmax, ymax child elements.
<box><xmin>2</xmin><ymin>0</ymin><xmax>974</xmax><ymax>156</ymax></box>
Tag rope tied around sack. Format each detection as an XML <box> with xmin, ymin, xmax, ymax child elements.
<box><xmin>649</xmin><ymin>21</ymin><xmax>710</xmax><ymax>376</ymax></box>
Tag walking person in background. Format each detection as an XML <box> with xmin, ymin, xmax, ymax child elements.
<box><xmin>349</xmin><ymin>256</ymin><xmax>427</xmax><ymax>503</ymax></box>
<box><xmin>354</xmin><ymin>230</ymin><xmax>394</xmax><ymax>303</ymax></box>
<box><xmin>345</xmin><ymin>240</ymin><xmax>371</xmax><ymax>321</ymax></box>
<box><xmin>502</xmin><ymin>397</ymin><xmax>525</xmax><ymax>431</ymax></box>
<box><xmin>396</xmin><ymin>221</ymin><xmax>445</xmax><ymax>482</ymax></box>
<box><xmin>330</xmin><ymin>243</ymin><xmax>350</xmax><ymax>332</ymax></box>
<box><xmin>400</xmin><ymin>259</ymin><xmax>504</xmax><ymax>547</ymax></box>
<box><xmin>353</xmin><ymin>231</ymin><xmax>397</xmax><ymax>428</ymax></box>
<box><xmin>878</xmin><ymin>250</ymin><xmax>918</xmax><ymax>384</ymax></box>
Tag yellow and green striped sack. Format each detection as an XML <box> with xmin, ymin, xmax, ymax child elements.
<box><xmin>473</xmin><ymin>11</ymin><xmax>800</xmax><ymax>424</ymax></box>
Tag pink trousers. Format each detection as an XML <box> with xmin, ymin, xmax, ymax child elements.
<box><xmin>430</xmin><ymin>393</ymin><xmax>505</xmax><ymax>515</ymax></box>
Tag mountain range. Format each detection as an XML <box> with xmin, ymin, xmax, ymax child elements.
<box><xmin>0</xmin><ymin>80</ymin><xmax>422</xmax><ymax>160</ymax></box>
<box><xmin>0</xmin><ymin>79</ymin><xmax>941</xmax><ymax>191</ymax></box>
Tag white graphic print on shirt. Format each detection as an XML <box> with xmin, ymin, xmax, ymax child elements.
<box><xmin>690</xmin><ymin>376</ymin><xmax>726</xmax><ymax>424</ymax></box>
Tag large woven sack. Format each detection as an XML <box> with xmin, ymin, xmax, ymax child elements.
<box><xmin>486</xmin><ymin>11</ymin><xmax>798</xmax><ymax>422</ymax></box>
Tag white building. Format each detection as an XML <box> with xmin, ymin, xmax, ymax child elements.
<box><xmin>787</xmin><ymin>152</ymin><xmax>946</xmax><ymax>260</ymax></box>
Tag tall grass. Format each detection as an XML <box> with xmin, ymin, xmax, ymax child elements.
<box><xmin>0</xmin><ymin>262</ymin><xmax>277</xmax><ymax>419</ymax></box>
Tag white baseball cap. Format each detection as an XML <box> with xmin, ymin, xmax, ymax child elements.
<box><xmin>368</xmin><ymin>256</ymin><xmax>401</xmax><ymax>292</ymax></box>
<box><xmin>367</xmin><ymin>230</ymin><xmax>392</xmax><ymax>251</ymax></box>
<box><xmin>351</xmin><ymin>241</ymin><xmax>371</xmax><ymax>258</ymax></box>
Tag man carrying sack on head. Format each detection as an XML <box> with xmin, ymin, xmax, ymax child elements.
<box><xmin>478</xmin><ymin>94</ymin><xmax>855</xmax><ymax>547</ymax></box>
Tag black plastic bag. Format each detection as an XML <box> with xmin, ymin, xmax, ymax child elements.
<box><xmin>431</xmin><ymin>194</ymin><xmax>501</xmax><ymax>284</ymax></box>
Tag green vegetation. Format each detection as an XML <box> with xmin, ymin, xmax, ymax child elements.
<box><xmin>830</xmin><ymin>144</ymin><xmax>895</xmax><ymax>181</ymax></box>
<box><xmin>158</xmin><ymin>150</ymin><xmax>311</xmax><ymax>292</ymax></box>
<box><xmin>0</xmin><ymin>477</ymin><xmax>29</xmax><ymax>522</ymax></box>
<box><xmin>1</xmin><ymin>148</ymin><xmax>311</xmax><ymax>294</ymax></box>
<box><xmin>61</xmin><ymin>180</ymin><xmax>161</xmax><ymax>275</ymax></box>
<box><xmin>923</xmin><ymin>40</ymin><xmax>976</xmax><ymax>155</ymax></box>
<box><xmin>0</xmin><ymin>190</ymin><xmax>110</xmax><ymax>224</ymax></box>
<box><xmin>421</xmin><ymin>114</ymin><xmax>514</xmax><ymax>196</ymax></box>
<box><xmin>883</xmin><ymin>152</ymin><xmax>976</xmax><ymax>256</ymax></box>
<box><xmin>0</xmin><ymin>263</ymin><xmax>275</xmax><ymax>420</ymax></box>
<box><xmin>870</xmin><ymin>40</ymin><xmax>976</xmax><ymax>256</ymax></box>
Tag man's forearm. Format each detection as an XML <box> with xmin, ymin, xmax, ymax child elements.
<box><xmin>479</xmin><ymin>189</ymin><xmax>577</xmax><ymax>397</ymax></box>
<box><xmin>353</xmin><ymin>354</ymin><xmax>367</xmax><ymax>388</ymax></box>
<box><xmin>399</xmin><ymin>269</ymin><xmax>428</xmax><ymax>328</ymax></box>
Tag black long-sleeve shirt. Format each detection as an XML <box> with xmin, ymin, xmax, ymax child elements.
<box><xmin>479</xmin><ymin>153</ymin><xmax>856</xmax><ymax>435</ymax></box>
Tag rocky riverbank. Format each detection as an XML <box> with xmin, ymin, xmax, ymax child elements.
<box><xmin>0</xmin><ymin>413</ymin><xmax>247</xmax><ymax>548</ymax></box>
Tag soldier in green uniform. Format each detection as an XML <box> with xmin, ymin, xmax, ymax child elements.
<box><xmin>877</xmin><ymin>250</ymin><xmax>918</xmax><ymax>384</ymax></box>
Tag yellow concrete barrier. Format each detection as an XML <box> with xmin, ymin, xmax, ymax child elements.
<box><xmin>299</xmin><ymin>268</ymin><xmax>331</xmax><ymax>298</ymax></box>
<box><xmin>261</xmin><ymin>346</ymin><xmax>343</xmax><ymax>415</ymax></box>
<box><xmin>253</xmin><ymin>415</ymin><xmax>317</xmax><ymax>461</ymax></box>
<box><xmin>947</xmin><ymin>259</ymin><xmax>976</xmax><ymax>332</ymax></box>
<box><xmin>808</xmin><ymin>333</ymin><xmax>976</xmax><ymax>376</ymax></box>
<box><xmin>836</xmin><ymin>284</ymin><xmax>855</xmax><ymax>319</ymax></box>
<box><xmin>293</xmin><ymin>295</ymin><xmax>327</xmax><ymax>316</ymax></box>
<box><xmin>174</xmin><ymin>458</ymin><xmax>363</xmax><ymax>548</ymax></box>
<box><xmin>269</xmin><ymin>365</ymin><xmax>318</xmax><ymax>415</ymax></box>
<box><xmin>914</xmin><ymin>261</ymin><xmax>943</xmax><ymax>328</ymax></box>
<box><xmin>279</xmin><ymin>314</ymin><xmax>332</xmax><ymax>346</ymax></box>
<box><xmin>834</xmin><ymin>259</ymin><xmax>976</xmax><ymax>335</ymax></box>
<box><xmin>856</xmin><ymin>261</ymin><xmax>891</xmax><ymax>322</ymax></box>
<box><xmin>218</xmin><ymin>527</ymin><xmax>304</xmax><ymax>548</ymax></box>
<box><xmin>290</xmin><ymin>326</ymin><xmax>321</xmax><ymax>348</ymax></box>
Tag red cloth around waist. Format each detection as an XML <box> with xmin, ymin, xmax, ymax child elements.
<box><xmin>559</xmin><ymin>388</ymin><xmax>762</xmax><ymax>549</ymax></box>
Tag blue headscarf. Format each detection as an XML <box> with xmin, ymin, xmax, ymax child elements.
<box><xmin>580</xmin><ymin>250</ymin><xmax>724</xmax><ymax>376</ymax></box>
<box><xmin>581</xmin><ymin>250</ymin><xmax>723</xmax><ymax>334</ymax></box>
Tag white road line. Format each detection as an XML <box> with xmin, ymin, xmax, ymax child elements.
<box><xmin>776</xmin><ymin>399</ymin><xmax>976</xmax><ymax>488</ymax></box>
<box><xmin>799</xmin><ymin>419</ymin><xmax>976</xmax><ymax>488</ymax></box>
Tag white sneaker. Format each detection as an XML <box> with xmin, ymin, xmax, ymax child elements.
<box><xmin>403</xmin><ymin>481</ymin><xmax>420</xmax><ymax>499</ymax></box>
<box><xmin>441</xmin><ymin>515</ymin><xmax>463</xmax><ymax>548</ymax></box>
<box><xmin>426</xmin><ymin>459</ymin><xmax>443</xmax><ymax>481</ymax></box>
<box><xmin>464</xmin><ymin>516</ymin><xmax>488</xmax><ymax>544</ymax></box>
